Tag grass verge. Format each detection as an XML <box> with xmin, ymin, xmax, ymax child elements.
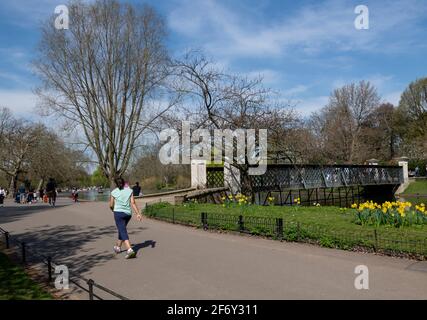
<box><xmin>0</xmin><ymin>252</ymin><xmax>52</xmax><ymax>300</ymax></box>
<box><xmin>403</xmin><ymin>179</ymin><xmax>427</xmax><ymax>195</ymax></box>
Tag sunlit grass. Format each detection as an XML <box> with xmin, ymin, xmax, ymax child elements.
<box><xmin>0</xmin><ymin>252</ymin><xmax>52</xmax><ymax>300</ymax></box>
<box><xmin>145</xmin><ymin>202</ymin><xmax>427</xmax><ymax>256</ymax></box>
<box><xmin>403</xmin><ymin>179</ymin><xmax>427</xmax><ymax>195</ymax></box>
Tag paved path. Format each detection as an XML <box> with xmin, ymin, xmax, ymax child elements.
<box><xmin>1</xmin><ymin>199</ymin><xmax>427</xmax><ymax>300</ymax></box>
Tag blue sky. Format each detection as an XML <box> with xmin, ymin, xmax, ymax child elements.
<box><xmin>0</xmin><ymin>0</ymin><xmax>426</xmax><ymax>117</ymax></box>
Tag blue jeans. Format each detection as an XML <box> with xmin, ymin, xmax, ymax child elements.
<box><xmin>114</xmin><ymin>212</ymin><xmax>132</xmax><ymax>241</ymax></box>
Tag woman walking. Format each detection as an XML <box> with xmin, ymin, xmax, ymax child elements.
<box><xmin>109</xmin><ymin>178</ymin><xmax>142</xmax><ymax>259</ymax></box>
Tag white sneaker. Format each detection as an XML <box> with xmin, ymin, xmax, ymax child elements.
<box><xmin>125</xmin><ymin>248</ymin><xmax>136</xmax><ymax>259</ymax></box>
<box><xmin>113</xmin><ymin>246</ymin><xmax>121</xmax><ymax>254</ymax></box>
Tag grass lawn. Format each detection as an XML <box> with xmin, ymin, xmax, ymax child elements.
<box><xmin>145</xmin><ymin>203</ymin><xmax>427</xmax><ymax>257</ymax></box>
<box><xmin>0</xmin><ymin>252</ymin><xmax>52</xmax><ymax>300</ymax></box>
<box><xmin>403</xmin><ymin>179</ymin><xmax>427</xmax><ymax>195</ymax></box>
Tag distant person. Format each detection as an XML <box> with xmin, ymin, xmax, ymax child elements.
<box><xmin>132</xmin><ymin>182</ymin><xmax>141</xmax><ymax>197</ymax></box>
<box><xmin>0</xmin><ymin>187</ymin><xmax>5</xmax><ymax>207</ymax></box>
<box><xmin>415</xmin><ymin>166</ymin><xmax>420</xmax><ymax>177</ymax></box>
<box><xmin>72</xmin><ymin>187</ymin><xmax>79</xmax><ymax>203</ymax></box>
<box><xmin>18</xmin><ymin>185</ymin><xmax>26</xmax><ymax>204</ymax></box>
<box><xmin>27</xmin><ymin>188</ymin><xmax>34</xmax><ymax>203</ymax></box>
<box><xmin>15</xmin><ymin>192</ymin><xmax>20</xmax><ymax>204</ymax></box>
<box><xmin>109</xmin><ymin>177</ymin><xmax>142</xmax><ymax>259</ymax></box>
<box><xmin>46</xmin><ymin>178</ymin><xmax>57</xmax><ymax>207</ymax></box>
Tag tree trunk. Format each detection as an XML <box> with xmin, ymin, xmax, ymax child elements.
<box><xmin>8</xmin><ymin>174</ymin><xmax>17</xmax><ymax>198</ymax></box>
<box><xmin>109</xmin><ymin>176</ymin><xmax>116</xmax><ymax>190</ymax></box>
<box><xmin>37</xmin><ymin>178</ymin><xmax>45</xmax><ymax>192</ymax></box>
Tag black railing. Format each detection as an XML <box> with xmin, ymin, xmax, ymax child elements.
<box><xmin>145</xmin><ymin>205</ymin><xmax>427</xmax><ymax>259</ymax></box>
<box><xmin>207</xmin><ymin>167</ymin><xmax>224</xmax><ymax>189</ymax></box>
<box><xmin>207</xmin><ymin>164</ymin><xmax>404</xmax><ymax>191</ymax></box>
<box><xmin>0</xmin><ymin>226</ymin><xmax>129</xmax><ymax>300</ymax></box>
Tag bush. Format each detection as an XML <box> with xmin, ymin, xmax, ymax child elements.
<box><xmin>409</xmin><ymin>159</ymin><xmax>427</xmax><ymax>176</ymax></box>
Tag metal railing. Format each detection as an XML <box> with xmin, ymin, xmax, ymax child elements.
<box><xmin>145</xmin><ymin>204</ymin><xmax>427</xmax><ymax>259</ymax></box>
<box><xmin>207</xmin><ymin>164</ymin><xmax>404</xmax><ymax>190</ymax></box>
<box><xmin>0</xmin><ymin>226</ymin><xmax>129</xmax><ymax>300</ymax></box>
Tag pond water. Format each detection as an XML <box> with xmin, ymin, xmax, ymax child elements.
<box><xmin>78</xmin><ymin>189</ymin><xmax>111</xmax><ymax>202</ymax></box>
<box><xmin>68</xmin><ymin>188</ymin><xmax>169</xmax><ymax>202</ymax></box>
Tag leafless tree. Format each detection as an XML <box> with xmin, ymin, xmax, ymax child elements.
<box><xmin>309</xmin><ymin>81</ymin><xmax>380</xmax><ymax>163</ymax></box>
<box><xmin>396</xmin><ymin>77</ymin><xmax>427</xmax><ymax>157</ymax></box>
<box><xmin>34</xmin><ymin>0</ymin><xmax>177</xmax><ymax>187</ymax></box>
<box><xmin>360</xmin><ymin>103</ymin><xmax>398</xmax><ymax>161</ymax></box>
<box><xmin>0</xmin><ymin>108</ymin><xmax>87</xmax><ymax>195</ymax></box>
<box><xmin>0</xmin><ymin>108</ymin><xmax>39</xmax><ymax>195</ymax></box>
<box><xmin>29</xmin><ymin>128</ymin><xmax>89</xmax><ymax>190</ymax></box>
<box><xmin>173</xmin><ymin>52</ymin><xmax>299</xmax><ymax>195</ymax></box>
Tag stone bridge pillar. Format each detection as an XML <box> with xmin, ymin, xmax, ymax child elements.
<box><xmin>191</xmin><ymin>160</ymin><xmax>207</xmax><ymax>189</ymax></box>
<box><xmin>396</xmin><ymin>156</ymin><xmax>409</xmax><ymax>194</ymax></box>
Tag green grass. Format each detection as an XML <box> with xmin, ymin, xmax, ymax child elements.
<box><xmin>145</xmin><ymin>202</ymin><xmax>427</xmax><ymax>257</ymax></box>
<box><xmin>403</xmin><ymin>179</ymin><xmax>427</xmax><ymax>195</ymax></box>
<box><xmin>0</xmin><ymin>252</ymin><xmax>52</xmax><ymax>300</ymax></box>
<box><xmin>400</xmin><ymin>180</ymin><xmax>427</xmax><ymax>205</ymax></box>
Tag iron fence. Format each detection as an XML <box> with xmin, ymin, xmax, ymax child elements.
<box><xmin>207</xmin><ymin>164</ymin><xmax>404</xmax><ymax>191</ymax></box>
<box><xmin>145</xmin><ymin>204</ymin><xmax>427</xmax><ymax>258</ymax></box>
<box><xmin>0</xmin><ymin>226</ymin><xmax>129</xmax><ymax>300</ymax></box>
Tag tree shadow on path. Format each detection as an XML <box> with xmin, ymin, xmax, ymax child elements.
<box><xmin>0</xmin><ymin>203</ymin><xmax>70</xmax><ymax>224</ymax></box>
<box><xmin>10</xmin><ymin>224</ymin><xmax>151</xmax><ymax>276</ymax></box>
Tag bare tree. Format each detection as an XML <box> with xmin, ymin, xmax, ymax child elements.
<box><xmin>34</xmin><ymin>0</ymin><xmax>176</xmax><ymax>187</ymax></box>
<box><xmin>173</xmin><ymin>52</ymin><xmax>298</xmax><ymax>195</ymax></box>
<box><xmin>0</xmin><ymin>109</ymin><xmax>39</xmax><ymax>195</ymax></box>
<box><xmin>396</xmin><ymin>77</ymin><xmax>427</xmax><ymax>157</ymax></box>
<box><xmin>29</xmin><ymin>127</ymin><xmax>89</xmax><ymax>190</ymax></box>
<box><xmin>360</xmin><ymin>103</ymin><xmax>398</xmax><ymax>161</ymax></box>
<box><xmin>310</xmin><ymin>81</ymin><xmax>380</xmax><ymax>163</ymax></box>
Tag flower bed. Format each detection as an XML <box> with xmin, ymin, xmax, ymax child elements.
<box><xmin>352</xmin><ymin>201</ymin><xmax>427</xmax><ymax>227</ymax></box>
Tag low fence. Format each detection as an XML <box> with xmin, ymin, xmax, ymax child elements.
<box><xmin>0</xmin><ymin>226</ymin><xmax>129</xmax><ymax>300</ymax></box>
<box><xmin>145</xmin><ymin>205</ymin><xmax>427</xmax><ymax>259</ymax></box>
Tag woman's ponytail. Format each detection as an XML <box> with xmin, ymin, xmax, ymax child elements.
<box><xmin>115</xmin><ymin>177</ymin><xmax>125</xmax><ymax>190</ymax></box>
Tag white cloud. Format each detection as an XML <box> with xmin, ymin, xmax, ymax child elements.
<box><xmin>283</xmin><ymin>85</ymin><xmax>309</xmax><ymax>97</ymax></box>
<box><xmin>168</xmin><ymin>0</ymin><xmax>427</xmax><ymax>59</ymax></box>
<box><xmin>292</xmin><ymin>96</ymin><xmax>330</xmax><ymax>116</ymax></box>
<box><xmin>383</xmin><ymin>91</ymin><xmax>402</xmax><ymax>106</ymax></box>
<box><xmin>0</xmin><ymin>90</ymin><xmax>38</xmax><ymax>114</ymax></box>
<box><xmin>244</xmin><ymin>69</ymin><xmax>282</xmax><ymax>85</ymax></box>
<box><xmin>332</xmin><ymin>74</ymin><xmax>394</xmax><ymax>91</ymax></box>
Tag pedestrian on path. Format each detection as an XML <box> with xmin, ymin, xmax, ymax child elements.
<box><xmin>46</xmin><ymin>178</ymin><xmax>57</xmax><ymax>207</ymax></box>
<box><xmin>109</xmin><ymin>177</ymin><xmax>142</xmax><ymax>259</ymax></box>
<box><xmin>71</xmin><ymin>187</ymin><xmax>79</xmax><ymax>203</ymax></box>
<box><xmin>18</xmin><ymin>185</ymin><xmax>26</xmax><ymax>204</ymax></box>
<box><xmin>0</xmin><ymin>187</ymin><xmax>5</xmax><ymax>207</ymax></box>
<box><xmin>132</xmin><ymin>182</ymin><xmax>141</xmax><ymax>197</ymax></box>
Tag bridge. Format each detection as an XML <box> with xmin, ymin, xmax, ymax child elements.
<box><xmin>204</xmin><ymin>163</ymin><xmax>405</xmax><ymax>206</ymax></box>
<box><xmin>135</xmin><ymin>162</ymin><xmax>406</xmax><ymax>208</ymax></box>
